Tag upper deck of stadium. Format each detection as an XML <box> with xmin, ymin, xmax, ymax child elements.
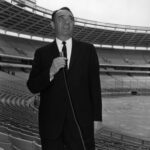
<box><xmin>0</xmin><ymin>0</ymin><xmax>150</xmax><ymax>48</ymax></box>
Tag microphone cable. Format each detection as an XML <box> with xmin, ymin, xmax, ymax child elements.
<box><xmin>60</xmin><ymin>52</ymin><xmax>87</xmax><ymax>150</ymax></box>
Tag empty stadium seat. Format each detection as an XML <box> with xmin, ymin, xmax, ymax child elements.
<box><xmin>0</xmin><ymin>34</ymin><xmax>47</xmax><ymax>57</ymax></box>
<box><xmin>0</xmin><ymin>132</ymin><xmax>9</xmax><ymax>143</ymax></box>
<box><xmin>9</xmin><ymin>135</ymin><xmax>33</xmax><ymax>150</ymax></box>
<box><xmin>33</xmin><ymin>141</ymin><xmax>42</xmax><ymax>150</ymax></box>
<box><xmin>0</xmin><ymin>142</ymin><xmax>12</xmax><ymax>150</ymax></box>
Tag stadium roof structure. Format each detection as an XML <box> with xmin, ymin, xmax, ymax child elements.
<box><xmin>0</xmin><ymin>0</ymin><xmax>150</xmax><ymax>48</ymax></box>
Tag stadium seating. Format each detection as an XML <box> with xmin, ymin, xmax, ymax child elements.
<box><xmin>0</xmin><ymin>132</ymin><xmax>12</xmax><ymax>150</ymax></box>
<box><xmin>1</xmin><ymin>33</ymin><xmax>150</xmax><ymax>95</ymax></box>
<box><xmin>9</xmin><ymin>135</ymin><xmax>33</xmax><ymax>150</ymax></box>
<box><xmin>1</xmin><ymin>69</ymin><xmax>150</xmax><ymax>149</ymax></box>
<box><xmin>97</xmin><ymin>47</ymin><xmax>149</xmax><ymax>65</ymax></box>
<box><xmin>95</xmin><ymin>127</ymin><xmax>150</xmax><ymax>150</ymax></box>
<box><xmin>1</xmin><ymin>34</ymin><xmax>150</xmax><ymax>66</ymax></box>
<box><xmin>0</xmin><ymin>132</ymin><xmax>9</xmax><ymax>143</ymax></box>
<box><xmin>0</xmin><ymin>34</ymin><xmax>47</xmax><ymax>58</ymax></box>
<box><xmin>0</xmin><ymin>142</ymin><xmax>12</xmax><ymax>150</ymax></box>
<box><xmin>97</xmin><ymin>48</ymin><xmax>125</xmax><ymax>64</ymax></box>
<box><xmin>0</xmin><ymin>70</ymin><xmax>41</xmax><ymax>149</ymax></box>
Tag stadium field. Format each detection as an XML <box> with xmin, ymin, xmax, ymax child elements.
<box><xmin>103</xmin><ymin>95</ymin><xmax>150</xmax><ymax>140</ymax></box>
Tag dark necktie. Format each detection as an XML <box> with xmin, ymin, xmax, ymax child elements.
<box><xmin>62</xmin><ymin>41</ymin><xmax>68</xmax><ymax>70</ymax></box>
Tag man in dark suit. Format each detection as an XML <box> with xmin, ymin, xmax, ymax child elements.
<box><xmin>27</xmin><ymin>7</ymin><xmax>102</xmax><ymax>150</ymax></box>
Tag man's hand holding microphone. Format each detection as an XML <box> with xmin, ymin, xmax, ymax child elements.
<box><xmin>50</xmin><ymin>53</ymin><xmax>67</xmax><ymax>80</ymax></box>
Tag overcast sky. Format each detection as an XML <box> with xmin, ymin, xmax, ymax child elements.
<box><xmin>36</xmin><ymin>0</ymin><xmax>150</xmax><ymax>27</ymax></box>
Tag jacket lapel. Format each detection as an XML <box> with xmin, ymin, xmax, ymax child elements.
<box><xmin>69</xmin><ymin>39</ymin><xmax>79</xmax><ymax>71</ymax></box>
<box><xmin>51</xmin><ymin>40</ymin><xmax>60</xmax><ymax>57</ymax></box>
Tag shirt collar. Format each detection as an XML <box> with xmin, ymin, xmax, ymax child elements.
<box><xmin>56</xmin><ymin>38</ymin><xmax>72</xmax><ymax>46</ymax></box>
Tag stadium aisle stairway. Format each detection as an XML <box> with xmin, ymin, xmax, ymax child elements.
<box><xmin>0</xmin><ymin>71</ymin><xmax>41</xmax><ymax>149</ymax></box>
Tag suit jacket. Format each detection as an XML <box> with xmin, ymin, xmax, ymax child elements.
<box><xmin>27</xmin><ymin>39</ymin><xmax>102</xmax><ymax>139</ymax></box>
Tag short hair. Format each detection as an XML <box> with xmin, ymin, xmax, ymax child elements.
<box><xmin>51</xmin><ymin>7</ymin><xmax>74</xmax><ymax>22</ymax></box>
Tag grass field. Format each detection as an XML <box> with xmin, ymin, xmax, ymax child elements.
<box><xmin>102</xmin><ymin>95</ymin><xmax>150</xmax><ymax>140</ymax></box>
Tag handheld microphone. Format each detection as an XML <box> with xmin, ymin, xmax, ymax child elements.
<box><xmin>60</xmin><ymin>51</ymin><xmax>64</xmax><ymax>57</ymax></box>
<box><xmin>60</xmin><ymin>51</ymin><xmax>68</xmax><ymax>70</ymax></box>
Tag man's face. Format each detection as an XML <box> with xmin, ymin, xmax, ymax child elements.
<box><xmin>52</xmin><ymin>9</ymin><xmax>74</xmax><ymax>39</ymax></box>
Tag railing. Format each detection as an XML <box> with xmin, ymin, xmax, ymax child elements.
<box><xmin>95</xmin><ymin>127</ymin><xmax>150</xmax><ymax>149</ymax></box>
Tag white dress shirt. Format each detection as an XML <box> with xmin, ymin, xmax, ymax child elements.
<box><xmin>56</xmin><ymin>38</ymin><xmax>72</xmax><ymax>68</ymax></box>
<box><xmin>50</xmin><ymin>38</ymin><xmax>72</xmax><ymax>81</ymax></box>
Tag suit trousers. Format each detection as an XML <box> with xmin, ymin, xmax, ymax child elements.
<box><xmin>40</xmin><ymin>102</ymin><xmax>95</xmax><ymax>150</ymax></box>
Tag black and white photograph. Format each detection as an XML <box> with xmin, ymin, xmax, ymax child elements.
<box><xmin>0</xmin><ymin>0</ymin><xmax>150</xmax><ymax>149</ymax></box>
